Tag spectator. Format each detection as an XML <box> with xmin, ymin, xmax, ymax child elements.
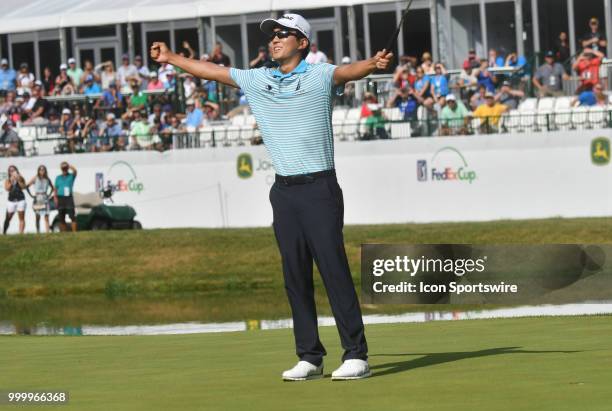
<box><xmin>79</xmin><ymin>60</ymin><xmax>98</xmax><ymax>85</ymax></box>
<box><xmin>95</xmin><ymin>60</ymin><xmax>118</xmax><ymax>90</ymax></box>
<box><xmin>130</xmin><ymin>110</ymin><xmax>159</xmax><ymax>150</ymax></box>
<box><xmin>147</xmin><ymin>104</ymin><xmax>166</xmax><ymax>127</ymax></box>
<box><xmin>471</xmin><ymin>92</ymin><xmax>508</xmax><ymax>132</ymax></box>
<box><xmin>117</xmin><ymin>54</ymin><xmax>138</xmax><ymax>89</ymax></box>
<box><xmin>59</xmin><ymin>108</ymin><xmax>75</xmax><ymax>152</ymax></box>
<box><xmin>134</xmin><ymin>55</ymin><xmax>150</xmax><ymax>88</ymax></box>
<box><xmin>495</xmin><ymin>80</ymin><xmax>524</xmax><ymax>110</ymax></box>
<box><xmin>462</xmin><ymin>48</ymin><xmax>478</xmax><ymax>70</ymax></box>
<box><xmin>533</xmin><ymin>51</ymin><xmax>567</xmax><ymax>97</ymax></box>
<box><xmin>147</xmin><ymin>71</ymin><xmax>164</xmax><ymax>91</ymax></box>
<box><xmin>454</xmin><ymin>63</ymin><xmax>478</xmax><ymax>100</ymax></box>
<box><xmin>474</xmin><ymin>59</ymin><xmax>496</xmax><ymax>93</ymax></box>
<box><xmin>66</xmin><ymin>58</ymin><xmax>84</xmax><ymax>88</ymax></box>
<box><xmin>555</xmin><ymin>32</ymin><xmax>571</xmax><ymax>74</ymax></box>
<box><xmin>363</xmin><ymin>104</ymin><xmax>389</xmax><ymax>140</ymax></box>
<box><xmin>82</xmin><ymin>74</ymin><xmax>102</xmax><ymax>95</ymax></box>
<box><xmin>54</xmin><ymin>64</ymin><xmax>75</xmax><ymax>95</ymax></box>
<box><xmin>3</xmin><ymin>164</ymin><xmax>26</xmax><ymax>234</ymax></box>
<box><xmin>41</xmin><ymin>67</ymin><xmax>54</xmax><ymax>95</ymax></box>
<box><xmin>250</xmin><ymin>46</ymin><xmax>276</xmax><ymax>68</ymax></box>
<box><xmin>387</xmin><ymin>86</ymin><xmax>421</xmax><ymax>122</ymax></box>
<box><xmin>96</xmin><ymin>81</ymin><xmax>124</xmax><ymax>113</ymax></box>
<box><xmin>0</xmin><ymin>120</ymin><xmax>22</xmax><ymax>157</ymax></box>
<box><xmin>161</xmin><ymin>114</ymin><xmax>185</xmax><ymax>149</ymax></box>
<box><xmin>440</xmin><ymin>94</ymin><xmax>470</xmax><ymax>136</ymax></box>
<box><xmin>122</xmin><ymin>79</ymin><xmax>147</xmax><ymax>120</ymax></box>
<box><xmin>393</xmin><ymin>59</ymin><xmax>416</xmax><ymax>89</ymax></box>
<box><xmin>421</xmin><ymin>52</ymin><xmax>434</xmax><ymax>74</ymax></box>
<box><xmin>210</xmin><ymin>42</ymin><xmax>231</xmax><ymax>66</ymax></box>
<box><xmin>67</xmin><ymin>107</ymin><xmax>87</xmax><ymax>152</ymax></box>
<box><xmin>306</xmin><ymin>43</ymin><xmax>328</xmax><ymax>64</ymax></box>
<box><xmin>181</xmin><ymin>73</ymin><xmax>197</xmax><ymax>100</ymax></box>
<box><xmin>488</xmin><ymin>48</ymin><xmax>503</xmax><ymax>67</ymax></box>
<box><xmin>0</xmin><ymin>59</ymin><xmax>17</xmax><ymax>94</ymax></box>
<box><xmin>360</xmin><ymin>92</ymin><xmax>378</xmax><ymax>118</ymax></box>
<box><xmin>573</xmin><ymin>83</ymin><xmax>608</xmax><ymax>107</ymax></box>
<box><xmin>22</xmin><ymin>84</ymin><xmax>48</xmax><ymax>124</ymax></box>
<box><xmin>504</xmin><ymin>52</ymin><xmax>527</xmax><ymax>69</ymax></box>
<box><xmin>53</xmin><ymin>162</ymin><xmax>77</xmax><ymax>232</ymax></box>
<box><xmin>580</xmin><ymin>17</ymin><xmax>607</xmax><ymax>54</ymax></box>
<box><xmin>0</xmin><ymin>91</ymin><xmax>16</xmax><ymax>115</ymax></box>
<box><xmin>158</xmin><ymin>63</ymin><xmax>175</xmax><ymax>88</ymax></box>
<box><xmin>573</xmin><ymin>48</ymin><xmax>604</xmax><ymax>92</ymax></box>
<box><xmin>81</xmin><ymin>116</ymin><xmax>98</xmax><ymax>152</ymax></box>
<box><xmin>12</xmin><ymin>94</ymin><xmax>25</xmax><ymax>123</ymax></box>
<box><xmin>96</xmin><ymin>112</ymin><xmax>122</xmax><ymax>151</ymax></box>
<box><xmin>16</xmin><ymin>63</ymin><xmax>35</xmax><ymax>95</ymax></box>
<box><xmin>26</xmin><ymin>165</ymin><xmax>54</xmax><ymax>233</ymax></box>
<box><xmin>179</xmin><ymin>99</ymin><xmax>204</xmax><ymax>129</ymax></box>
<box><xmin>430</xmin><ymin>63</ymin><xmax>449</xmax><ymax>103</ymax></box>
<box><xmin>202</xmin><ymin>100</ymin><xmax>220</xmax><ymax>122</ymax></box>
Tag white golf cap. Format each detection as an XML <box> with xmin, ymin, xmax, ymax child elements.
<box><xmin>149</xmin><ymin>70</ymin><xmax>158</xmax><ymax>78</ymax></box>
<box><xmin>68</xmin><ymin>57</ymin><xmax>76</xmax><ymax>64</ymax></box>
<box><xmin>60</xmin><ymin>63</ymin><xmax>68</xmax><ymax>70</ymax></box>
<box><xmin>62</xmin><ymin>108</ymin><xmax>71</xmax><ymax>115</ymax></box>
<box><xmin>0</xmin><ymin>58</ymin><xmax>7</xmax><ymax>65</ymax></box>
<box><xmin>106</xmin><ymin>112</ymin><xmax>115</xmax><ymax>119</ymax></box>
<box><xmin>341</xmin><ymin>56</ymin><xmax>351</xmax><ymax>64</ymax></box>
<box><xmin>446</xmin><ymin>94</ymin><xmax>456</xmax><ymax>101</ymax></box>
<box><xmin>260</xmin><ymin>13</ymin><xmax>311</xmax><ymax>41</ymax></box>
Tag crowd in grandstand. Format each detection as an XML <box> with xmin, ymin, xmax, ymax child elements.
<box><xmin>0</xmin><ymin>16</ymin><xmax>609</xmax><ymax>156</ymax></box>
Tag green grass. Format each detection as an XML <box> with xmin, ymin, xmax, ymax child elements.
<box><xmin>1</xmin><ymin>316</ymin><xmax>611</xmax><ymax>410</ymax></box>
<box><xmin>1</xmin><ymin>217</ymin><xmax>611</xmax><ymax>297</ymax></box>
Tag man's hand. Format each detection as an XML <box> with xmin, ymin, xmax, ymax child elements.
<box><xmin>151</xmin><ymin>42</ymin><xmax>172</xmax><ymax>64</ymax></box>
<box><xmin>373</xmin><ymin>49</ymin><xmax>394</xmax><ymax>71</ymax></box>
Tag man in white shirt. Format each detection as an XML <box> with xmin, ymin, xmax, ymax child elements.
<box><xmin>305</xmin><ymin>43</ymin><xmax>328</xmax><ymax>64</ymax></box>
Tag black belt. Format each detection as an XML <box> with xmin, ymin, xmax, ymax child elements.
<box><xmin>275</xmin><ymin>169</ymin><xmax>336</xmax><ymax>186</ymax></box>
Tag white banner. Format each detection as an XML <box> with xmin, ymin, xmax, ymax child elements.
<box><xmin>1</xmin><ymin>129</ymin><xmax>610</xmax><ymax>233</ymax></box>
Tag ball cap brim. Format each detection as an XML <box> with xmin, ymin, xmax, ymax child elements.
<box><xmin>260</xmin><ymin>13</ymin><xmax>311</xmax><ymax>41</ymax></box>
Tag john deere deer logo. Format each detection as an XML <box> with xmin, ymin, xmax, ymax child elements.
<box><xmin>237</xmin><ymin>153</ymin><xmax>253</xmax><ymax>178</ymax></box>
<box><xmin>591</xmin><ymin>137</ymin><xmax>610</xmax><ymax>165</ymax></box>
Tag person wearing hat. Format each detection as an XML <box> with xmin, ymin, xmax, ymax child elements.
<box><xmin>495</xmin><ymin>80</ymin><xmax>524</xmax><ymax>110</ymax></box>
<box><xmin>151</xmin><ymin>12</ymin><xmax>392</xmax><ymax>381</ymax></box>
<box><xmin>533</xmin><ymin>51</ymin><xmax>568</xmax><ymax>98</ymax></box>
<box><xmin>95</xmin><ymin>80</ymin><xmax>124</xmax><ymax>113</ymax></box>
<box><xmin>572</xmin><ymin>47</ymin><xmax>605</xmax><ymax>93</ymax></box>
<box><xmin>82</xmin><ymin>74</ymin><xmax>102</xmax><ymax>96</ymax></box>
<box><xmin>0</xmin><ymin>58</ymin><xmax>17</xmax><ymax>94</ymax></box>
<box><xmin>580</xmin><ymin>17</ymin><xmax>607</xmax><ymax>53</ymax></box>
<box><xmin>134</xmin><ymin>55</ymin><xmax>150</xmax><ymax>87</ymax></box>
<box><xmin>117</xmin><ymin>54</ymin><xmax>138</xmax><ymax>89</ymax></box>
<box><xmin>95</xmin><ymin>112</ymin><xmax>121</xmax><ymax>152</ymax></box>
<box><xmin>249</xmin><ymin>46</ymin><xmax>276</xmax><ymax>69</ymax></box>
<box><xmin>471</xmin><ymin>91</ymin><xmax>508</xmax><ymax>133</ymax></box>
<box><xmin>53</xmin><ymin>162</ymin><xmax>78</xmax><ymax>232</ymax></box>
<box><xmin>440</xmin><ymin>94</ymin><xmax>470</xmax><ymax>135</ymax></box>
<box><xmin>54</xmin><ymin>64</ymin><xmax>75</xmax><ymax>96</ymax></box>
<box><xmin>66</xmin><ymin>58</ymin><xmax>84</xmax><ymax>88</ymax></box>
<box><xmin>146</xmin><ymin>71</ymin><xmax>164</xmax><ymax>91</ymax></box>
<box><xmin>59</xmin><ymin>108</ymin><xmax>75</xmax><ymax>152</ymax></box>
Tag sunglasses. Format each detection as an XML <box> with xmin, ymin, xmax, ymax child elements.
<box><xmin>269</xmin><ymin>30</ymin><xmax>302</xmax><ymax>42</ymax></box>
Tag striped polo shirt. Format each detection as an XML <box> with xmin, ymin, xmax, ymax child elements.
<box><xmin>230</xmin><ymin>60</ymin><xmax>340</xmax><ymax>176</ymax></box>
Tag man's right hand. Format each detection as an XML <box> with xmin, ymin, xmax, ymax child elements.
<box><xmin>151</xmin><ymin>42</ymin><xmax>172</xmax><ymax>64</ymax></box>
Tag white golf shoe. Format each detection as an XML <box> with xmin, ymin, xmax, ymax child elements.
<box><xmin>282</xmin><ymin>361</ymin><xmax>324</xmax><ymax>381</ymax></box>
<box><xmin>331</xmin><ymin>359</ymin><xmax>371</xmax><ymax>380</ymax></box>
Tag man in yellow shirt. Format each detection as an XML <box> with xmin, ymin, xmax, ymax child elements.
<box><xmin>471</xmin><ymin>92</ymin><xmax>508</xmax><ymax>133</ymax></box>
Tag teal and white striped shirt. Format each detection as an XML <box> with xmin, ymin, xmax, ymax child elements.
<box><xmin>230</xmin><ymin>60</ymin><xmax>340</xmax><ymax>176</ymax></box>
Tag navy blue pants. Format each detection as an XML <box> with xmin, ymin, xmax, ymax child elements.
<box><xmin>269</xmin><ymin>170</ymin><xmax>368</xmax><ymax>366</ymax></box>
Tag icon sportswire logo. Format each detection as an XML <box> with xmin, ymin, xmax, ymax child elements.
<box><xmin>417</xmin><ymin>146</ymin><xmax>477</xmax><ymax>183</ymax></box>
<box><xmin>96</xmin><ymin>160</ymin><xmax>144</xmax><ymax>194</ymax></box>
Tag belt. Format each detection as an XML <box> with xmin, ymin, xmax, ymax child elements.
<box><xmin>275</xmin><ymin>169</ymin><xmax>336</xmax><ymax>186</ymax></box>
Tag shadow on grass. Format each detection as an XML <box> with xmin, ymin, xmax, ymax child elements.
<box><xmin>369</xmin><ymin>347</ymin><xmax>582</xmax><ymax>378</ymax></box>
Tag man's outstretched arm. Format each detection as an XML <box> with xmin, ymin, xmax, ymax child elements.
<box><xmin>333</xmin><ymin>49</ymin><xmax>394</xmax><ymax>86</ymax></box>
<box><xmin>150</xmin><ymin>42</ymin><xmax>238</xmax><ymax>88</ymax></box>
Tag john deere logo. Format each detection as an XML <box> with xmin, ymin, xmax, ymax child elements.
<box><xmin>591</xmin><ymin>137</ymin><xmax>610</xmax><ymax>165</ymax></box>
<box><xmin>237</xmin><ymin>153</ymin><xmax>253</xmax><ymax>178</ymax></box>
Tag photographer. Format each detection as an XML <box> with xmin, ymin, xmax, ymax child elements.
<box><xmin>53</xmin><ymin>162</ymin><xmax>77</xmax><ymax>232</ymax></box>
<box><xmin>3</xmin><ymin>165</ymin><xmax>26</xmax><ymax>234</ymax></box>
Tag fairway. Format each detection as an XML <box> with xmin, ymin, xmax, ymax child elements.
<box><xmin>2</xmin><ymin>316</ymin><xmax>611</xmax><ymax>411</ymax></box>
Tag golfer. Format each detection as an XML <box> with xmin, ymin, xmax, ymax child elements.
<box><xmin>151</xmin><ymin>14</ymin><xmax>392</xmax><ymax>381</ymax></box>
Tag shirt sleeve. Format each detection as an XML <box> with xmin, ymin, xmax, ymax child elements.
<box><xmin>316</xmin><ymin>63</ymin><xmax>343</xmax><ymax>96</ymax></box>
<box><xmin>229</xmin><ymin>68</ymin><xmax>259</xmax><ymax>94</ymax></box>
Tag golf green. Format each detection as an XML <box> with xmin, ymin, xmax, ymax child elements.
<box><xmin>2</xmin><ymin>316</ymin><xmax>610</xmax><ymax>410</ymax></box>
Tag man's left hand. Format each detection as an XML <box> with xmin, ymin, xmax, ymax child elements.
<box><xmin>373</xmin><ymin>49</ymin><xmax>394</xmax><ymax>71</ymax></box>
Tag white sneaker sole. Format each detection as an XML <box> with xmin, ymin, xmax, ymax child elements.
<box><xmin>282</xmin><ymin>372</ymin><xmax>324</xmax><ymax>382</ymax></box>
<box><xmin>331</xmin><ymin>370</ymin><xmax>372</xmax><ymax>381</ymax></box>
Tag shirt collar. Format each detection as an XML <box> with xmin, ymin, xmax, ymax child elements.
<box><xmin>271</xmin><ymin>59</ymin><xmax>309</xmax><ymax>79</ymax></box>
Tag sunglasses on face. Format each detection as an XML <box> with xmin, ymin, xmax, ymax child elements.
<box><xmin>269</xmin><ymin>30</ymin><xmax>301</xmax><ymax>42</ymax></box>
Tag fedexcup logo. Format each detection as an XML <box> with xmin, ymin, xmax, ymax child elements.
<box><xmin>591</xmin><ymin>137</ymin><xmax>610</xmax><ymax>165</ymax></box>
<box><xmin>417</xmin><ymin>146</ymin><xmax>477</xmax><ymax>184</ymax></box>
<box><xmin>237</xmin><ymin>153</ymin><xmax>253</xmax><ymax>178</ymax></box>
<box><xmin>96</xmin><ymin>160</ymin><xmax>144</xmax><ymax>194</ymax></box>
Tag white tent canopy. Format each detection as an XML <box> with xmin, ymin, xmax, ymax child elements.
<box><xmin>0</xmin><ymin>0</ymin><xmax>398</xmax><ymax>34</ymax></box>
